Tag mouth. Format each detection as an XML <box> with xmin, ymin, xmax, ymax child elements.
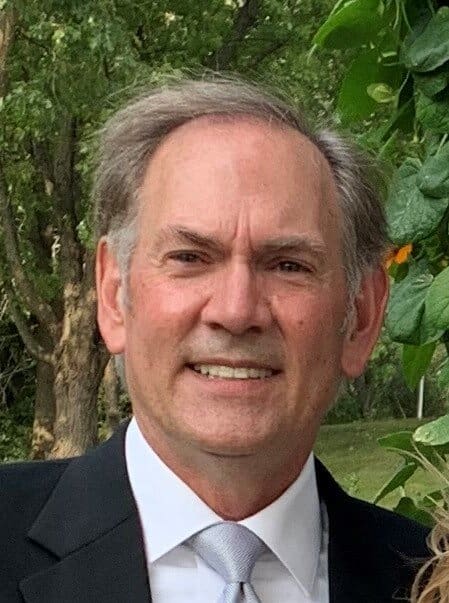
<box><xmin>186</xmin><ymin>363</ymin><xmax>281</xmax><ymax>380</ymax></box>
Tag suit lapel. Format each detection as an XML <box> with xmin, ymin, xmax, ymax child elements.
<box><xmin>20</xmin><ymin>422</ymin><xmax>151</xmax><ymax>603</ymax></box>
<box><xmin>315</xmin><ymin>460</ymin><xmax>374</xmax><ymax>602</ymax></box>
<box><xmin>315</xmin><ymin>459</ymin><xmax>424</xmax><ymax>603</ymax></box>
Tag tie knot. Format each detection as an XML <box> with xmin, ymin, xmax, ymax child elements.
<box><xmin>188</xmin><ymin>522</ymin><xmax>266</xmax><ymax>583</ymax></box>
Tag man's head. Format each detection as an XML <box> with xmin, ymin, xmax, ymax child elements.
<box><xmin>95</xmin><ymin>77</ymin><xmax>388</xmax><ymax>470</ymax></box>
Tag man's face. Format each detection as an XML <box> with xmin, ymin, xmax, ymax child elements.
<box><xmin>100</xmin><ymin>117</ymin><xmax>360</xmax><ymax>460</ymax></box>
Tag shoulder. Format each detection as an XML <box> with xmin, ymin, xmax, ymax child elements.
<box><xmin>315</xmin><ymin>458</ymin><xmax>429</xmax><ymax>556</ymax></box>
<box><xmin>0</xmin><ymin>458</ymin><xmax>71</xmax><ymax>530</ymax></box>
<box><xmin>347</xmin><ymin>494</ymin><xmax>429</xmax><ymax>554</ymax></box>
<box><xmin>0</xmin><ymin>457</ymin><xmax>71</xmax><ymax>489</ymax></box>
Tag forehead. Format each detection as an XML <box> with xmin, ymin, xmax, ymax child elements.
<box><xmin>138</xmin><ymin>116</ymin><xmax>340</xmax><ymax>245</ymax></box>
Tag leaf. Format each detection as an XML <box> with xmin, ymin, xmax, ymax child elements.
<box><xmin>386</xmin><ymin>159</ymin><xmax>449</xmax><ymax>245</ymax></box>
<box><xmin>378</xmin><ymin>429</ymin><xmax>445</xmax><ymax>471</ymax></box>
<box><xmin>414</xmin><ymin>414</ymin><xmax>449</xmax><ymax>446</ymax></box>
<box><xmin>373</xmin><ymin>461</ymin><xmax>417</xmax><ymax>503</ymax></box>
<box><xmin>417</xmin><ymin>143</ymin><xmax>449</xmax><ymax>198</ymax></box>
<box><xmin>313</xmin><ymin>0</ymin><xmax>386</xmax><ymax>50</ymax></box>
<box><xmin>421</xmin><ymin>489</ymin><xmax>445</xmax><ymax>508</ymax></box>
<box><xmin>393</xmin><ymin>496</ymin><xmax>434</xmax><ymax>526</ymax></box>
<box><xmin>378</xmin><ymin>431</ymin><xmax>415</xmax><ymax>456</ymax></box>
<box><xmin>416</xmin><ymin>89</ymin><xmax>449</xmax><ymax>133</ymax></box>
<box><xmin>367</xmin><ymin>82</ymin><xmax>396</xmax><ymax>103</ymax></box>
<box><xmin>414</xmin><ymin>66</ymin><xmax>449</xmax><ymax>97</ymax></box>
<box><xmin>402</xmin><ymin>342</ymin><xmax>436</xmax><ymax>390</ymax></box>
<box><xmin>403</xmin><ymin>7</ymin><xmax>449</xmax><ymax>72</ymax></box>
<box><xmin>423</xmin><ymin>266</ymin><xmax>449</xmax><ymax>331</ymax></box>
<box><xmin>438</xmin><ymin>361</ymin><xmax>449</xmax><ymax>388</ymax></box>
<box><xmin>385</xmin><ymin>262</ymin><xmax>435</xmax><ymax>345</ymax></box>
<box><xmin>337</xmin><ymin>50</ymin><xmax>402</xmax><ymax>123</ymax></box>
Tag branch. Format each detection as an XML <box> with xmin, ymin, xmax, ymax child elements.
<box><xmin>0</xmin><ymin>9</ymin><xmax>59</xmax><ymax>354</ymax></box>
<box><xmin>246</xmin><ymin>37</ymin><xmax>290</xmax><ymax>69</ymax></box>
<box><xmin>0</xmin><ymin>166</ymin><xmax>59</xmax><ymax>333</ymax></box>
<box><xmin>0</xmin><ymin>7</ymin><xmax>15</xmax><ymax>94</ymax></box>
<box><xmin>52</xmin><ymin>114</ymin><xmax>83</xmax><ymax>283</ymax></box>
<box><xmin>204</xmin><ymin>0</ymin><xmax>261</xmax><ymax>70</ymax></box>
<box><xmin>0</xmin><ymin>277</ymin><xmax>54</xmax><ymax>365</ymax></box>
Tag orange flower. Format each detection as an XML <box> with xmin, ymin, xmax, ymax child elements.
<box><xmin>385</xmin><ymin>243</ymin><xmax>412</xmax><ymax>269</ymax></box>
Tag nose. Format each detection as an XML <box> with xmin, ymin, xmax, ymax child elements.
<box><xmin>201</xmin><ymin>261</ymin><xmax>272</xmax><ymax>335</ymax></box>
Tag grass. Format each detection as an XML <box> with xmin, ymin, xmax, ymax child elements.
<box><xmin>315</xmin><ymin>418</ymin><xmax>442</xmax><ymax>509</ymax></box>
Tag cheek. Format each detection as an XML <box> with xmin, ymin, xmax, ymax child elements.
<box><xmin>274</xmin><ymin>293</ymin><xmax>345</xmax><ymax>372</ymax></box>
<box><xmin>127</xmin><ymin>273</ymin><xmax>208</xmax><ymax>337</ymax></box>
<box><xmin>274</xmin><ymin>291</ymin><xmax>344</xmax><ymax>338</ymax></box>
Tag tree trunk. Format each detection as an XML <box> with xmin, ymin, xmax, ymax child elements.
<box><xmin>102</xmin><ymin>357</ymin><xmax>121</xmax><ymax>438</ymax></box>
<box><xmin>49</xmin><ymin>283</ymin><xmax>108</xmax><ymax>458</ymax></box>
<box><xmin>30</xmin><ymin>359</ymin><xmax>55</xmax><ymax>459</ymax></box>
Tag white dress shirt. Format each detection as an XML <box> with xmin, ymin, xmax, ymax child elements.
<box><xmin>125</xmin><ymin>418</ymin><xmax>329</xmax><ymax>602</ymax></box>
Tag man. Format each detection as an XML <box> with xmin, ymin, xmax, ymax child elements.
<box><xmin>1</xmin><ymin>77</ymin><xmax>429</xmax><ymax>602</ymax></box>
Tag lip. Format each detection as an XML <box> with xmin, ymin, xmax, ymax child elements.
<box><xmin>184</xmin><ymin>364</ymin><xmax>281</xmax><ymax>395</ymax></box>
<box><xmin>186</xmin><ymin>358</ymin><xmax>282</xmax><ymax>372</ymax></box>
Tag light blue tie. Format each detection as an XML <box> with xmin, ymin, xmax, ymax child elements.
<box><xmin>188</xmin><ymin>522</ymin><xmax>266</xmax><ymax>602</ymax></box>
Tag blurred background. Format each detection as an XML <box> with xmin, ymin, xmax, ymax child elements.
<box><xmin>1</xmin><ymin>0</ymin><xmax>449</xmax><ymax>518</ymax></box>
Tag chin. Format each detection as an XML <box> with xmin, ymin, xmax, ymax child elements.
<box><xmin>191</xmin><ymin>429</ymin><xmax>275</xmax><ymax>458</ymax></box>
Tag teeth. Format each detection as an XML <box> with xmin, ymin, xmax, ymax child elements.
<box><xmin>192</xmin><ymin>364</ymin><xmax>273</xmax><ymax>379</ymax></box>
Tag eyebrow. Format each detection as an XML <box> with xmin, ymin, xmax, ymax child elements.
<box><xmin>154</xmin><ymin>225</ymin><xmax>225</xmax><ymax>254</ymax></box>
<box><xmin>154</xmin><ymin>225</ymin><xmax>327</xmax><ymax>259</ymax></box>
<box><xmin>258</xmin><ymin>235</ymin><xmax>327</xmax><ymax>259</ymax></box>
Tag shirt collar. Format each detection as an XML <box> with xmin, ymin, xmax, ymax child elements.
<box><xmin>125</xmin><ymin>417</ymin><xmax>321</xmax><ymax>596</ymax></box>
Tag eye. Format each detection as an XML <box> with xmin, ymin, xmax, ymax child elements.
<box><xmin>276</xmin><ymin>260</ymin><xmax>311</xmax><ymax>273</ymax></box>
<box><xmin>170</xmin><ymin>251</ymin><xmax>202</xmax><ymax>263</ymax></box>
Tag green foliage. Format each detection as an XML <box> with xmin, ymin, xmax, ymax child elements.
<box><xmin>316</xmin><ymin>0</ymin><xmax>449</xmax><ymax>520</ymax></box>
<box><xmin>0</xmin><ymin>411</ymin><xmax>31</xmax><ymax>462</ymax></box>
<box><xmin>402</xmin><ymin>342</ymin><xmax>436</xmax><ymax>389</ymax></box>
<box><xmin>403</xmin><ymin>7</ymin><xmax>449</xmax><ymax>72</ymax></box>
<box><xmin>386</xmin><ymin>159</ymin><xmax>449</xmax><ymax>245</ymax></box>
<box><xmin>374</xmin><ymin>420</ymin><xmax>449</xmax><ymax>525</ymax></box>
<box><xmin>385</xmin><ymin>261</ymin><xmax>438</xmax><ymax>345</ymax></box>
<box><xmin>313</xmin><ymin>0</ymin><xmax>388</xmax><ymax>49</ymax></box>
<box><xmin>425</xmin><ymin>266</ymin><xmax>449</xmax><ymax>330</ymax></box>
<box><xmin>2</xmin><ymin>0</ymin><xmax>341</xmax><ymax>301</ymax></box>
<box><xmin>414</xmin><ymin>414</ymin><xmax>449</xmax><ymax>446</ymax></box>
<box><xmin>326</xmin><ymin>332</ymin><xmax>447</xmax><ymax>424</ymax></box>
<box><xmin>337</xmin><ymin>49</ymin><xmax>401</xmax><ymax>123</ymax></box>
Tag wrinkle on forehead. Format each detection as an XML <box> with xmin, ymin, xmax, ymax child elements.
<box><xmin>146</xmin><ymin>114</ymin><xmax>334</xmax><ymax>192</ymax></box>
<box><xmin>138</xmin><ymin>115</ymin><xmax>342</xmax><ymax>255</ymax></box>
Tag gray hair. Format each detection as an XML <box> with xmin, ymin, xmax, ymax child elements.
<box><xmin>93</xmin><ymin>75</ymin><xmax>389</xmax><ymax>299</ymax></box>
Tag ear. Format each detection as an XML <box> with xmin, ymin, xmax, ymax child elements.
<box><xmin>341</xmin><ymin>267</ymin><xmax>389</xmax><ymax>379</ymax></box>
<box><xmin>96</xmin><ymin>237</ymin><xmax>126</xmax><ymax>354</ymax></box>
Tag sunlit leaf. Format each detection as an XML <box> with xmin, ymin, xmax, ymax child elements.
<box><xmin>414</xmin><ymin>414</ymin><xmax>449</xmax><ymax>446</ymax></box>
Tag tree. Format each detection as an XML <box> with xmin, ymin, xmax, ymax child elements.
<box><xmin>0</xmin><ymin>0</ymin><xmax>339</xmax><ymax>457</ymax></box>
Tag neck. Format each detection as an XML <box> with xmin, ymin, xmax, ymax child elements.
<box><xmin>134</xmin><ymin>416</ymin><xmax>313</xmax><ymax>520</ymax></box>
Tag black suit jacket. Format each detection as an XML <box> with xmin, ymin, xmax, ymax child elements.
<box><xmin>1</xmin><ymin>422</ymin><xmax>430</xmax><ymax>602</ymax></box>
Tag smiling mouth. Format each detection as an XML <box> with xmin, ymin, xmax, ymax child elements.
<box><xmin>187</xmin><ymin>364</ymin><xmax>280</xmax><ymax>379</ymax></box>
